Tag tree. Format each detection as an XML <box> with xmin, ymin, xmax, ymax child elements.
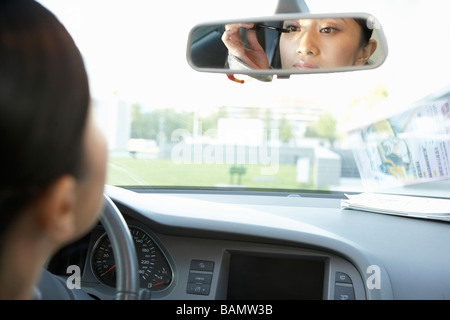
<box><xmin>278</xmin><ymin>115</ymin><xmax>294</xmax><ymax>143</ymax></box>
<box><xmin>348</xmin><ymin>85</ymin><xmax>389</xmax><ymax>114</ymax></box>
<box><xmin>317</xmin><ymin>112</ymin><xmax>337</xmax><ymax>146</ymax></box>
<box><xmin>199</xmin><ymin>106</ymin><xmax>228</xmax><ymax>135</ymax></box>
<box><xmin>130</xmin><ymin>103</ymin><xmax>155</xmax><ymax>139</ymax></box>
<box><xmin>130</xmin><ymin>104</ymin><xmax>193</xmax><ymax>141</ymax></box>
<box><xmin>304</xmin><ymin>112</ymin><xmax>337</xmax><ymax>147</ymax></box>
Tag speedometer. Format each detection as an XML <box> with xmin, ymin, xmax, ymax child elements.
<box><xmin>91</xmin><ymin>226</ymin><xmax>172</xmax><ymax>291</ymax></box>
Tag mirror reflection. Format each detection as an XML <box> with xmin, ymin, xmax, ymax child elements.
<box><xmin>188</xmin><ymin>14</ymin><xmax>387</xmax><ymax>75</ymax></box>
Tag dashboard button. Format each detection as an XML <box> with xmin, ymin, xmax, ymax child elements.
<box><xmin>187</xmin><ymin>283</ymin><xmax>211</xmax><ymax>295</ymax></box>
<box><xmin>188</xmin><ymin>272</ymin><xmax>212</xmax><ymax>285</ymax></box>
<box><xmin>334</xmin><ymin>284</ymin><xmax>355</xmax><ymax>300</ymax></box>
<box><xmin>336</xmin><ymin>272</ymin><xmax>352</xmax><ymax>284</ymax></box>
<box><xmin>190</xmin><ymin>260</ymin><xmax>214</xmax><ymax>272</ymax></box>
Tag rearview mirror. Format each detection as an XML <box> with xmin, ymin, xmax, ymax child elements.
<box><xmin>187</xmin><ymin>13</ymin><xmax>388</xmax><ymax>80</ymax></box>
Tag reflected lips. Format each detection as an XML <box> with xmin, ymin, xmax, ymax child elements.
<box><xmin>294</xmin><ymin>61</ymin><xmax>318</xmax><ymax>69</ymax></box>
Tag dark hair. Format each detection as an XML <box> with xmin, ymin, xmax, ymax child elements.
<box><xmin>354</xmin><ymin>18</ymin><xmax>374</xmax><ymax>47</ymax></box>
<box><xmin>0</xmin><ymin>1</ymin><xmax>90</xmax><ymax>239</ymax></box>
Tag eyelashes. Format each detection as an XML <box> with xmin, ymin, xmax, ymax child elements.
<box><xmin>283</xmin><ymin>24</ymin><xmax>340</xmax><ymax>34</ymax></box>
<box><xmin>320</xmin><ymin>27</ymin><xmax>339</xmax><ymax>34</ymax></box>
<box><xmin>284</xmin><ymin>24</ymin><xmax>301</xmax><ymax>33</ymax></box>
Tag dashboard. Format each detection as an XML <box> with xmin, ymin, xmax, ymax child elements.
<box><xmin>48</xmin><ymin>185</ymin><xmax>450</xmax><ymax>300</ymax></box>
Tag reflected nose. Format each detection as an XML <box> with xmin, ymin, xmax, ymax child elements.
<box><xmin>297</xmin><ymin>31</ymin><xmax>318</xmax><ymax>56</ymax></box>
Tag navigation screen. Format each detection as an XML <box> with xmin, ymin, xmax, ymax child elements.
<box><xmin>227</xmin><ymin>254</ymin><xmax>325</xmax><ymax>300</ymax></box>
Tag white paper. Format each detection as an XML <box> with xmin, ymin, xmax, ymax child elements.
<box><xmin>341</xmin><ymin>193</ymin><xmax>450</xmax><ymax>221</ymax></box>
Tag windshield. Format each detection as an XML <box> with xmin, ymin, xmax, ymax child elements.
<box><xmin>39</xmin><ymin>0</ymin><xmax>450</xmax><ymax>198</ymax></box>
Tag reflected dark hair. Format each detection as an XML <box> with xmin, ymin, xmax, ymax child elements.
<box><xmin>354</xmin><ymin>18</ymin><xmax>374</xmax><ymax>47</ymax></box>
<box><xmin>0</xmin><ymin>1</ymin><xmax>90</xmax><ymax>239</ymax></box>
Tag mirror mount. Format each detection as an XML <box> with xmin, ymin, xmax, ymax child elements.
<box><xmin>277</xmin><ymin>74</ymin><xmax>291</xmax><ymax>80</ymax></box>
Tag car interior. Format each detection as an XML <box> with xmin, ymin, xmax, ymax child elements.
<box><xmin>32</xmin><ymin>0</ymin><xmax>450</xmax><ymax>302</ymax></box>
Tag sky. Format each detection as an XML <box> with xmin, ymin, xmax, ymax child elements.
<box><xmin>38</xmin><ymin>0</ymin><xmax>450</xmax><ymax>121</ymax></box>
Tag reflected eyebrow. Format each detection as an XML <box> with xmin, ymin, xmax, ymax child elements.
<box><xmin>283</xmin><ymin>20</ymin><xmax>300</xmax><ymax>25</ymax></box>
<box><xmin>317</xmin><ymin>18</ymin><xmax>346</xmax><ymax>25</ymax></box>
<box><xmin>284</xmin><ymin>18</ymin><xmax>347</xmax><ymax>27</ymax></box>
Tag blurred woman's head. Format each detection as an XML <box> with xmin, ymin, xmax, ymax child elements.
<box><xmin>0</xmin><ymin>0</ymin><xmax>107</xmax><ymax>299</ymax></box>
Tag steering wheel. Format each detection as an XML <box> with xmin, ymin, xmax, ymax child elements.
<box><xmin>37</xmin><ymin>194</ymin><xmax>140</xmax><ymax>300</ymax></box>
<box><xmin>100</xmin><ymin>194</ymin><xmax>140</xmax><ymax>300</ymax></box>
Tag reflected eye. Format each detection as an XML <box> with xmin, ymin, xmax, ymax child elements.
<box><xmin>285</xmin><ymin>25</ymin><xmax>301</xmax><ymax>33</ymax></box>
<box><xmin>320</xmin><ymin>27</ymin><xmax>338</xmax><ymax>34</ymax></box>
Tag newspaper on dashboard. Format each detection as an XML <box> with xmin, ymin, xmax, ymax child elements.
<box><xmin>341</xmin><ymin>192</ymin><xmax>450</xmax><ymax>221</ymax></box>
<box><xmin>349</xmin><ymin>98</ymin><xmax>450</xmax><ymax>189</ymax></box>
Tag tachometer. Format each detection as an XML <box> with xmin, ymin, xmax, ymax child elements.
<box><xmin>91</xmin><ymin>226</ymin><xmax>172</xmax><ymax>291</ymax></box>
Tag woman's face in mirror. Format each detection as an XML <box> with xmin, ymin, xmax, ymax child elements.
<box><xmin>280</xmin><ymin>18</ymin><xmax>373</xmax><ymax>69</ymax></box>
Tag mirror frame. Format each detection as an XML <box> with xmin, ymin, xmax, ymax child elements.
<box><xmin>186</xmin><ymin>12</ymin><xmax>388</xmax><ymax>78</ymax></box>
